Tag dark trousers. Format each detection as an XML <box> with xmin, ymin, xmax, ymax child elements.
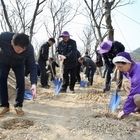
<box><xmin>88</xmin><ymin>68</ymin><xmax>96</xmax><ymax>85</ymax></box>
<box><xmin>105</xmin><ymin>64</ymin><xmax>123</xmax><ymax>89</ymax></box>
<box><xmin>76</xmin><ymin>65</ymin><xmax>81</xmax><ymax>82</ymax></box>
<box><xmin>0</xmin><ymin>63</ymin><xmax>25</xmax><ymax>107</ymax></box>
<box><xmin>62</xmin><ymin>67</ymin><xmax>77</xmax><ymax>90</ymax></box>
<box><xmin>38</xmin><ymin>60</ymin><xmax>49</xmax><ymax>87</ymax></box>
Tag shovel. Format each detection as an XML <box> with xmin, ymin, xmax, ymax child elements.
<box><xmin>109</xmin><ymin>89</ymin><xmax>121</xmax><ymax>111</ymax></box>
<box><xmin>54</xmin><ymin>55</ymin><xmax>65</xmax><ymax>95</ymax></box>
<box><xmin>80</xmin><ymin>72</ymin><xmax>88</xmax><ymax>88</ymax></box>
<box><xmin>109</xmin><ymin>69</ymin><xmax>121</xmax><ymax>111</ymax></box>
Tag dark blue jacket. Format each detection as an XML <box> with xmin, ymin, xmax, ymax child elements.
<box><xmin>0</xmin><ymin>32</ymin><xmax>37</xmax><ymax>84</ymax></box>
<box><xmin>38</xmin><ymin>42</ymin><xmax>50</xmax><ymax>62</ymax></box>
<box><xmin>56</xmin><ymin>39</ymin><xmax>78</xmax><ymax>69</ymax></box>
<box><xmin>102</xmin><ymin>41</ymin><xmax>125</xmax><ymax>66</ymax></box>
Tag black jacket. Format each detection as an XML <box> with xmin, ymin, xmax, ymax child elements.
<box><xmin>83</xmin><ymin>57</ymin><xmax>97</xmax><ymax>77</ymax></box>
<box><xmin>0</xmin><ymin>32</ymin><xmax>37</xmax><ymax>84</ymax></box>
<box><xmin>56</xmin><ymin>39</ymin><xmax>78</xmax><ymax>69</ymax></box>
<box><xmin>102</xmin><ymin>41</ymin><xmax>125</xmax><ymax>66</ymax></box>
<box><xmin>38</xmin><ymin>42</ymin><xmax>50</xmax><ymax>62</ymax></box>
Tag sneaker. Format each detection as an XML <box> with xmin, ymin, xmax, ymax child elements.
<box><xmin>70</xmin><ymin>90</ymin><xmax>75</xmax><ymax>93</ymax></box>
<box><xmin>42</xmin><ymin>85</ymin><xmax>50</xmax><ymax>89</ymax></box>
<box><xmin>0</xmin><ymin>107</ymin><xmax>10</xmax><ymax>116</ymax></box>
<box><xmin>60</xmin><ymin>88</ymin><xmax>66</xmax><ymax>93</ymax></box>
<box><xmin>15</xmin><ymin>107</ymin><xmax>24</xmax><ymax>116</ymax></box>
<box><xmin>103</xmin><ymin>87</ymin><xmax>110</xmax><ymax>93</ymax></box>
<box><xmin>69</xmin><ymin>88</ymin><xmax>75</xmax><ymax>93</ymax></box>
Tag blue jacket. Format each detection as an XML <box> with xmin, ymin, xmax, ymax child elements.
<box><xmin>123</xmin><ymin>62</ymin><xmax>140</xmax><ymax>115</ymax></box>
<box><xmin>56</xmin><ymin>39</ymin><xmax>78</xmax><ymax>69</ymax></box>
<box><xmin>0</xmin><ymin>32</ymin><xmax>37</xmax><ymax>84</ymax></box>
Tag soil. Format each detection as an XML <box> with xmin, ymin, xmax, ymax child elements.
<box><xmin>0</xmin><ymin>73</ymin><xmax>140</xmax><ymax>140</ymax></box>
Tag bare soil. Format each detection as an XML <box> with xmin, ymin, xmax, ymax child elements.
<box><xmin>0</xmin><ymin>74</ymin><xmax>140</xmax><ymax>140</ymax></box>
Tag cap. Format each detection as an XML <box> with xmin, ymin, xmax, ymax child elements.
<box><xmin>59</xmin><ymin>31</ymin><xmax>70</xmax><ymax>37</ymax></box>
<box><xmin>99</xmin><ymin>41</ymin><xmax>112</xmax><ymax>54</ymax></box>
<box><xmin>113</xmin><ymin>52</ymin><xmax>134</xmax><ymax>64</ymax></box>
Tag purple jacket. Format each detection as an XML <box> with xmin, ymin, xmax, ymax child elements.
<box><xmin>123</xmin><ymin>62</ymin><xmax>140</xmax><ymax>115</ymax></box>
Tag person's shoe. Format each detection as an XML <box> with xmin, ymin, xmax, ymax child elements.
<box><xmin>0</xmin><ymin>107</ymin><xmax>10</xmax><ymax>116</ymax></box>
<box><xmin>60</xmin><ymin>88</ymin><xmax>66</xmax><ymax>93</ymax></box>
<box><xmin>14</xmin><ymin>107</ymin><xmax>24</xmax><ymax>116</ymax></box>
<box><xmin>42</xmin><ymin>85</ymin><xmax>50</xmax><ymax>89</ymax></box>
<box><xmin>69</xmin><ymin>88</ymin><xmax>75</xmax><ymax>93</ymax></box>
<box><xmin>70</xmin><ymin>90</ymin><xmax>75</xmax><ymax>93</ymax></box>
<box><xmin>103</xmin><ymin>87</ymin><xmax>110</xmax><ymax>93</ymax></box>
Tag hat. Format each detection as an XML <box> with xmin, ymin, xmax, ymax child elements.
<box><xmin>113</xmin><ymin>52</ymin><xmax>134</xmax><ymax>64</ymax></box>
<box><xmin>59</xmin><ymin>31</ymin><xmax>70</xmax><ymax>37</ymax></box>
<box><xmin>99</xmin><ymin>41</ymin><xmax>112</xmax><ymax>54</ymax></box>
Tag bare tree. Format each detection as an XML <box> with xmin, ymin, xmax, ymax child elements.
<box><xmin>43</xmin><ymin>0</ymin><xmax>80</xmax><ymax>58</ymax></box>
<box><xmin>83</xmin><ymin>0</ymin><xmax>134</xmax><ymax>50</ymax></box>
<box><xmin>0</xmin><ymin>0</ymin><xmax>46</xmax><ymax>42</ymax></box>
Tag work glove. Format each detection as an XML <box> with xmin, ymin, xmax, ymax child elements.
<box><xmin>46</xmin><ymin>60</ymin><xmax>50</xmax><ymax>65</ymax></box>
<box><xmin>30</xmin><ymin>84</ymin><xmax>37</xmax><ymax>100</ymax></box>
<box><xmin>58</xmin><ymin>54</ymin><xmax>66</xmax><ymax>61</ymax></box>
<box><xmin>84</xmin><ymin>75</ymin><xmax>88</xmax><ymax>82</ymax></box>
<box><xmin>117</xmin><ymin>110</ymin><xmax>125</xmax><ymax>120</ymax></box>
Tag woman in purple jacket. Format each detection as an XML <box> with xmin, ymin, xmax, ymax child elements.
<box><xmin>113</xmin><ymin>52</ymin><xmax>140</xmax><ymax>119</ymax></box>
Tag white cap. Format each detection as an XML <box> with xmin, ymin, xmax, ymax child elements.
<box><xmin>113</xmin><ymin>56</ymin><xmax>132</xmax><ymax>64</ymax></box>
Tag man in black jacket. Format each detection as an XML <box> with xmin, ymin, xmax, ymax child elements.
<box><xmin>0</xmin><ymin>32</ymin><xmax>37</xmax><ymax>116</ymax></box>
<box><xmin>56</xmin><ymin>31</ymin><xmax>78</xmax><ymax>93</ymax></box>
<box><xmin>78</xmin><ymin>57</ymin><xmax>97</xmax><ymax>86</ymax></box>
<box><xmin>38</xmin><ymin>38</ymin><xmax>55</xmax><ymax>88</ymax></box>
<box><xmin>99</xmin><ymin>40</ymin><xmax>125</xmax><ymax>92</ymax></box>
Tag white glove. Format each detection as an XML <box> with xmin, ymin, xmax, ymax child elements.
<box><xmin>110</xmin><ymin>73</ymin><xmax>115</xmax><ymax>81</ymax></box>
<box><xmin>46</xmin><ymin>60</ymin><xmax>50</xmax><ymax>65</ymax></box>
<box><xmin>117</xmin><ymin>110</ymin><xmax>125</xmax><ymax>120</ymax></box>
<box><xmin>58</xmin><ymin>54</ymin><xmax>66</xmax><ymax>61</ymax></box>
<box><xmin>30</xmin><ymin>84</ymin><xmax>36</xmax><ymax>100</ymax></box>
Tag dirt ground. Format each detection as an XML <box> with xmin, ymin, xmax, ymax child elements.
<box><xmin>0</xmin><ymin>74</ymin><xmax>140</xmax><ymax>140</ymax></box>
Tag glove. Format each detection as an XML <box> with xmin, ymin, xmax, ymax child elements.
<box><xmin>117</xmin><ymin>110</ymin><xmax>125</xmax><ymax>120</ymax></box>
<box><xmin>30</xmin><ymin>84</ymin><xmax>36</xmax><ymax>100</ymax></box>
<box><xmin>46</xmin><ymin>60</ymin><xmax>50</xmax><ymax>65</ymax></box>
<box><xmin>110</xmin><ymin>73</ymin><xmax>114</xmax><ymax>80</ymax></box>
<box><xmin>58</xmin><ymin>54</ymin><xmax>66</xmax><ymax>61</ymax></box>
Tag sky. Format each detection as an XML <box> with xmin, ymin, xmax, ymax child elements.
<box><xmin>55</xmin><ymin>0</ymin><xmax>140</xmax><ymax>53</ymax></box>
<box><xmin>111</xmin><ymin>0</ymin><xmax>140</xmax><ymax>52</ymax></box>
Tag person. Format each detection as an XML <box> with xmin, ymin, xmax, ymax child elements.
<box><xmin>0</xmin><ymin>32</ymin><xmax>37</xmax><ymax>116</ymax></box>
<box><xmin>78</xmin><ymin>57</ymin><xmax>96</xmax><ymax>86</ymax></box>
<box><xmin>38</xmin><ymin>38</ymin><xmax>55</xmax><ymax>88</ymax></box>
<box><xmin>112</xmin><ymin>52</ymin><xmax>140</xmax><ymax>120</ymax></box>
<box><xmin>48</xmin><ymin>57</ymin><xmax>59</xmax><ymax>81</ymax></box>
<box><xmin>95</xmin><ymin>50</ymin><xmax>103</xmax><ymax>77</ymax></box>
<box><xmin>84</xmin><ymin>51</ymin><xmax>91</xmax><ymax>59</ymax></box>
<box><xmin>56</xmin><ymin>31</ymin><xmax>78</xmax><ymax>93</ymax></box>
<box><xmin>76</xmin><ymin>49</ymin><xmax>81</xmax><ymax>84</ymax></box>
<box><xmin>99</xmin><ymin>40</ymin><xmax>125</xmax><ymax>93</ymax></box>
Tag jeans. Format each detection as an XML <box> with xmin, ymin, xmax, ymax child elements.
<box><xmin>0</xmin><ymin>63</ymin><xmax>25</xmax><ymax>107</ymax></box>
<box><xmin>88</xmin><ymin>68</ymin><xmax>96</xmax><ymax>85</ymax></box>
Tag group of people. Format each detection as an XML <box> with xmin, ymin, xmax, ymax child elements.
<box><xmin>0</xmin><ymin>31</ymin><xmax>140</xmax><ymax>121</ymax></box>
